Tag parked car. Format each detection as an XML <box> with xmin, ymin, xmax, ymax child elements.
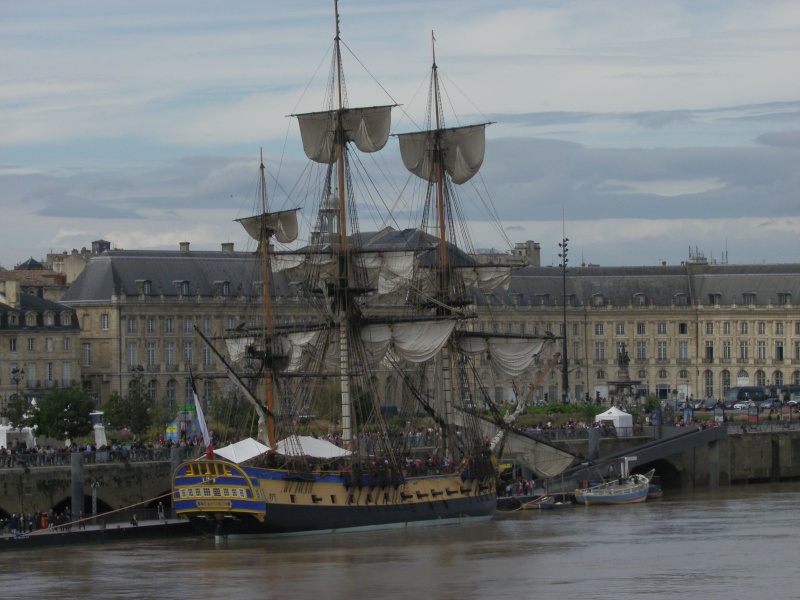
<box><xmin>760</xmin><ymin>398</ymin><xmax>782</xmax><ymax>412</ymax></box>
<box><xmin>733</xmin><ymin>401</ymin><xmax>752</xmax><ymax>411</ymax></box>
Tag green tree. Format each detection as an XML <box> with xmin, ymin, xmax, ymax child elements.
<box><xmin>6</xmin><ymin>393</ymin><xmax>34</xmax><ymax>429</ymax></box>
<box><xmin>101</xmin><ymin>381</ymin><xmax>153</xmax><ymax>437</ymax></box>
<box><xmin>31</xmin><ymin>384</ymin><xmax>95</xmax><ymax>441</ymax></box>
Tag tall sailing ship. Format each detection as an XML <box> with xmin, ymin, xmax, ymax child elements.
<box><xmin>171</xmin><ymin>1</ymin><xmax>574</xmax><ymax>537</ymax></box>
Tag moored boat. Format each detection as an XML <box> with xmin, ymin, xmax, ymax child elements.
<box><xmin>574</xmin><ymin>458</ymin><xmax>654</xmax><ymax>506</ymax></box>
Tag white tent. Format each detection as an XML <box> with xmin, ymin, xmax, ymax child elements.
<box><xmin>594</xmin><ymin>406</ymin><xmax>634</xmax><ymax>436</ymax></box>
<box><xmin>214</xmin><ymin>438</ymin><xmax>270</xmax><ymax>464</ymax></box>
<box><xmin>275</xmin><ymin>435</ymin><xmax>351</xmax><ymax>459</ymax></box>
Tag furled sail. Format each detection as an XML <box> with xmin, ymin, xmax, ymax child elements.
<box><xmin>236</xmin><ymin>209</ymin><xmax>300</xmax><ymax>244</ymax></box>
<box><xmin>280</xmin><ymin>330</ymin><xmax>323</xmax><ymax>373</ymax></box>
<box><xmin>225</xmin><ymin>337</ymin><xmax>254</xmax><ymax>363</ymax></box>
<box><xmin>456</xmin><ymin>265</ymin><xmax>511</xmax><ymax>291</ymax></box>
<box><xmin>296</xmin><ymin>105</ymin><xmax>394</xmax><ymax>164</ymax></box>
<box><xmin>457</xmin><ymin>335</ymin><xmax>545</xmax><ymax>378</ymax></box>
<box><xmin>361</xmin><ymin>320</ymin><xmax>456</xmax><ymax>365</ymax></box>
<box><xmin>397</xmin><ymin>124</ymin><xmax>488</xmax><ymax>185</ymax></box>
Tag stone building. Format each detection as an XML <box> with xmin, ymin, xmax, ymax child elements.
<box><xmin>57</xmin><ymin>237</ymin><xmax>800</xmax><ymax>409</ymax></box>
<box><xmin>0</xmin><ymin>279</ymin><xmax>82</xmax><ymax>414</ymax></box>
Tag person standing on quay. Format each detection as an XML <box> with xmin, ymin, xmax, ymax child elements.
<box><xmin>157</xmin><ymin>502</ymin><xmax>166</xmax><ymax>523</ymax></box>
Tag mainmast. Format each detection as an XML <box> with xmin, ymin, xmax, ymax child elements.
<box><xmin>430</xmin><ymin>32</ymin><xmax>456</xmax><ymax>461</ymax></box>
<box><xmin>333</xmin><ymin>0</ymin><xmax>353</xmax><ymax>446</ymax></box>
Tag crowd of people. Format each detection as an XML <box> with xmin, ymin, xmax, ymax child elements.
<box><xmin>0</xmin><ymin>506</ymin><xmax>85</xmax><ymax>535</ymax></box>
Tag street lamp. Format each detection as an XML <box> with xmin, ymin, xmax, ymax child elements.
<box><xmin>558</xmin><ymin>238</ymin><xmax>569</xmax><ymax>403</ymax></box>
<box><xmin>11</xmin><ymin>367</ymin><xmax>24</xmax><ymax>400</ymax></box>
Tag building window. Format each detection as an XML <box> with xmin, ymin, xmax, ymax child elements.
<box><xmin>704</xmin><ymin>371</ymin><xmax>714</xmax><ymax>398</ymax></box>
<box><xmin>28</xmin><ymin>338</ymin><xmax>35</xmax><ymax>352</ymax></box>
<box><xmin>203</xmin><ymin>318</ymin><xmax>212</xmax><ymax>334</ymax></box>
<box><xmin>636</xmin><ymin>341</ymin><xmax>647</xmax><ymax>361</ymax></box>
<box><xmin>61</xmin><ymin>314</ymin><xmax>71</xmax><ymax>326</ymax></box>
<box><xmin>520</xmin><ymin>323</ymin><xmax>526</xmax><ymax>335</ymax></box>
<box><xmin>127</xmin><ymin>318</ymin><xmax>137</xmax><ymax>334</ymax></box>
<box><xmin>45</xmin><ymin>313</ymin><xmax>54</xmax><ymax>326</ymax></box>
<box><xmin>184</xmin><ymin>341</ymin><xmax>193</xmax><ymax>364</ymax></box>
<box><xmin>758</xmin><ymin>322</ymin><xmax>766</xmax><ymax>335</ymax></box>
<box><xmin>184</xmin><ymin>318</ymin><xmax>193</xmax><ymax>334</ymax></box>
<box><xmin>204</xmin><ymin>379</ymin><xmax>213</xmax><ymax>403</ymax></box>
<box><xmin>679</xmin><ymin>369</ymin><xmax>688</xmax><ymax>379</ymax></box>
<box><xmin>615</xmin><ymin>323</ymin><xmax>625</xmax><ymax>335</ymax></box>
<box><xmin>62</xmin><ymin>362</ymin><xmax>71</xmax><ymax>386</ymax></box>
<box><xmin>222</xmin><ymin>281</ymin><xmax>230</xmax><ymax>296</ymax></box>
<box><xmin>45</xmin><ymin>337</ymin><xmax>53</xmax><ymax>352</ymax></box>
<box><xmin>203</xmin><ymin>346</ymin><xmax>212</xmax><ymax>367</ymax></box>
<box><xmin>776</xmin><ymin>322</ymin><xmax>784</xmax><ymax>335</ymax></box>
<box><xmin>678</xmin><ymin>341</ymin><xmax>688</xmax><ymax>360</ymax></box>
<box><xmin>185</xmin><ymin>379</ymin><xmax>194</xmax><ymax>402</ymax></box>
<box><xmin>740</xmin><ymin>322</ymin><xmax>748</xmax><ymax>335</ymax></box>
<box><xmin>638</xmin><ymin>370</ymin><xmax>646</xmax><ymax>379</ymax></box>
<box><xmin>756</xmin><ymin>370</ymin><xmax>766</xmax><ymax>386</ymax></box>
<box><xmin>592</xmin><ymin>295</ymin><xmax>604</xmax><ymax>307</ymax></box>
<box><xmin>636</xmin><ymin>323</ymin><xmax>646</xmax><ymax>335</ymax></box>
<box><xmin>657</xmin><ymin>341</ymin><xmax>667</xmax><ymax>361</ymax></box>
<box><xmin>722</xmin><ymin>370</ymin><xmax>732</xmax><ymax>391</ymax></box>
<box><xmin>63</xmin><ymin>338</ymin><xmax>71</xmax><ymax>352</ymax></box>
<box><xmin>795</xmin><ymin>341</ymin><xmax>800</xmax><ymax>361</ymax></box>
<box><xmin>723</xmin><ymin>340</ymin><xmax>731</xmax><ymax>360</ymax></box>
<box><xmin>165</xmin><ymin>342</ymin><xmax>175</xmax><ymax>367</ymax></box>
<box><xmin>723</xmin><ymin>322</ymin><xmax>731</xmax><ymax>335</ymax></box>
<box><xmin>9</xmin><ymin>338</ymin><xmax>17</xmax><ymax>353</ymax></box>
<box><xmin>83</xmin><ymin>343</ymin><xmax>92</xmax><ymax>367</ymax></box>
<box><xmin>147</xmin><ymin>318</ymin><xmax>156</xmax><ymax>334</ymax></box>
<box><xmin>658</xmin><ymin>370</ymin><xmax>668</xmax><ymax>379</ymax></box>
<box><xmin>9</xmin><ymin>314</ymin><xmax>18</xmax><ymax>326</ymax></box>
<box><xmin>594</xmin><ymin>324</ymin><xmax>604</xmax><ymax>336</ymax></box>
<box><xmin>101</xmin><ymin>314</ymin><xmax>109</xmax><ymax>331</ymax></box>
<box><xmin>594</xmin><ymin>342</ymin><xmax>605</xmax><ymax>361</ymax></box>
<box><xmin>573</xmin><ymin>323</ymin><xmax>579</xmax><ymax>336</ymax></box>
<box><xmin>127</xmin><ymin>342</ymin><xmax>138</xmax><ymax>368</ymax></box>
<box><xmin>705</xmin><ymin>323</ymin><xmax>714</xmax><ymax>335</ymax></box>
<box><xmin>743</xmin><ymin>293</ymin><xmax>756</xmax><ymax>305</ymax></box>
<box><xmin>678</xmin><ymin>323</ymin><xmax>688</xmax><ymax>335</ymax></box>
<box><xmin>757</xmin><ymin>341</ymin><xmax>766</xmax><ymax>360</ymax></box>
<box><xmin>778</xmin><ymin>292</ymin><xmax>791</xmax><ymax>305</ymax></box>
<box><xmin>596</xmin><ymin>370</ymin><xmax>605</xmax><ymax>380</ymax></box>
<box><xmin>181</xmin><ymin>282</ymin><xmax>190</xmax><ymax>296</ymax></box>
<box><xmin>775</xmin><ymin>372</ymin><xmax>784</xmax><ymax>386</ymax></box>
<box><xmin>166</xmin><ymin>379</ymin><xmax>176</xmax><ymax>401</ymax></box>
<box><xmin>776</xmin><ymin>342</ymin><xmax>784</xmax><ymax>361</ymax></box>
<box><xmin>147</xmin><ymin>380</ymin><xmax>157</xmax><ymax>400</ymax></box>
<box><xmin>657</xmin><ymin>323</ymin><xmax>667</xmax><ymax>335</ymax></box>
<box><xmin>146</xmin><ymin>342</ymin><xmax>156</xmax><ymax>367</ymax></box>
<box><xmin>634</xmin><ymin>295</ymin><xmax>646</xmax><ymax>306</ymax></box>
<box><xmin>675</xmin><ymin>294</ymin><xmax>687</xmax><ymax>306</ymax></box>
<box><xmin>709</xmin><ymin>293</ymin><xmax>721</xmax><ymax>305</ymax></box>
<box><xmin>739</xmin><ymin>341</ymin><xmax>749</xmax><ymax>360</ymax></box>
<box><xmin>705</xmin><ymin>341</ymin><xmax>714</xmax><ymax>361</ymax></box>
<box><xmin>26</xmin><ymin>314</ymin><xmax>36</xmax><ymax>326</ymax></box>
<box><xmin>143</xmin><ymin>281</ymin><xmax>152</xmax><ymax>295</ymax></box>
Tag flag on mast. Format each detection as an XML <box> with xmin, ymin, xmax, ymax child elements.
<box><xmin>190</xmin><ymin>369</ymin><xmax>213</xmax><ymax>459</ymax></box>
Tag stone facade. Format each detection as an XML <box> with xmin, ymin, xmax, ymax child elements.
<box><xmin>51</xmin><ymin>239</ymin><xmax>800</xmax><ymax>409</ymax></box>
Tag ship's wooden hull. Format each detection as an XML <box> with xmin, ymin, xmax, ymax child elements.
<box><xmin>173</xmin><ymin>460</ymin><xmax>496</xmax><ymax>537</ymax></box>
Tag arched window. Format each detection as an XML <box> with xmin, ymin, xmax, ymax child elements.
<box><xmin>147</xmin><ymin>379</ymin><xmax>158</xmax><ymax>400</ymax></box>
<box><xmin>166</xmin><ymin>379</ymin><xmax>176</xmax><ymax>401</ymax></box>
<box><xmin>755</xmin><ymin>370</ymin><xmax>766</xmax><ymax>386</ymax></box>
<box><xmin>721</xmin><ymin>370</ymin><xmax>731</xmax><ymax>394</ymax></box>
<box><xmin>774</xmin><ymin>371</ymin><xmax>784</xmax><ymax>386</ymax></box>
<box><xmin>704</xmin><ymin>371</ymin><xmax>714</xmax><ymax>398</ymax></box>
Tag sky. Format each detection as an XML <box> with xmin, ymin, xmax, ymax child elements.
<box><xmin>2</xmin><ymin>0</ymin><xmax>799</xmax><ymax>270</ymax></box>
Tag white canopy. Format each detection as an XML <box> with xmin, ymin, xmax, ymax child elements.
<box><xmin>594</xmin><ymin>407</ymin><xmax>634</xmax><ymax>436</ymax></box>
<box><xmin>213</xmin><ymin>437</ymin><xmax>270</xmax><ymax>464</ymax></box>
<box><xmin>275</xmin><ymin>435</ymin><xmax>351</xmax><ymax>459</ymax></box>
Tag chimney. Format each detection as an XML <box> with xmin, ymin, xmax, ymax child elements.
<box><xmin>221</xmin><ymin>242</ymin><xmax>234</xmax><ymax>253</ymax></box>
<box><xmin>179</xmin><ymin>242</ymin><xmax>190</xmax><ymax>252</ymax></box>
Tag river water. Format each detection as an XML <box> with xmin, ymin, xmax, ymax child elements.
<box><xmin>2</xmin><ymin>482</ymin><xmax>797</xmax><ymax>600</ymax></box>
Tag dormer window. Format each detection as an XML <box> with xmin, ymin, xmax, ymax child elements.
<box><xmin>708</xmin><ymin>293</ymin><xmax>722</xmax><ymax>305</ymax></box>
<box><xmin>26</xmin><ymin>313</ymin><xmax>36</xmax><ymax>326</ymax></box>
<box><xmin>743</xmin><ymin>292</ymin><xmax>756</xmax><ymax>305</ymax></box>
<box><xmin>222</xmin><ymin>281</ymin><xmax>230</xmax><ymax>296</ymax></box>
<box><xmin>778</xmin><ymin>292</ymin><xmax>791</xmax><ymax>306</ymax></box>
<box><xmin>173</xmin><ymin>280</ymin><xmax>190</xmax><ymax>296</ymax></box>
<box><xmin>675</xmin><ymin>293</ymin><xmax>688</xmax><ymax>306</ymax></box>
<box><xmin>143</xmin><ymin>280</ymin><xmax>152</xmax><ymax>295</ymax></box>
<box><xmin>61</xmin><ymin>313</ymin><xmax>71</xmax><ymax>326</ymax></box>
<box><xmin>634</xmin><ymin>294</ymin><xmax>646</xmax><ymax>306</ymax></box>
<box><xmin>592</xmin><ymin>294</ymin><xmax>605</xmax><ymax>307</ymax></box>
<box><xmin>44</xmin><ymin>312</ymin><xmax>54</xmax><ymax>326</ymax></box>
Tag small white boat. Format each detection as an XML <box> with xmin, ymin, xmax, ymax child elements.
<box><xmin>574</xmin><ymin>457</ymin><xmax>654</xmax><ymax>505</ymax></box>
